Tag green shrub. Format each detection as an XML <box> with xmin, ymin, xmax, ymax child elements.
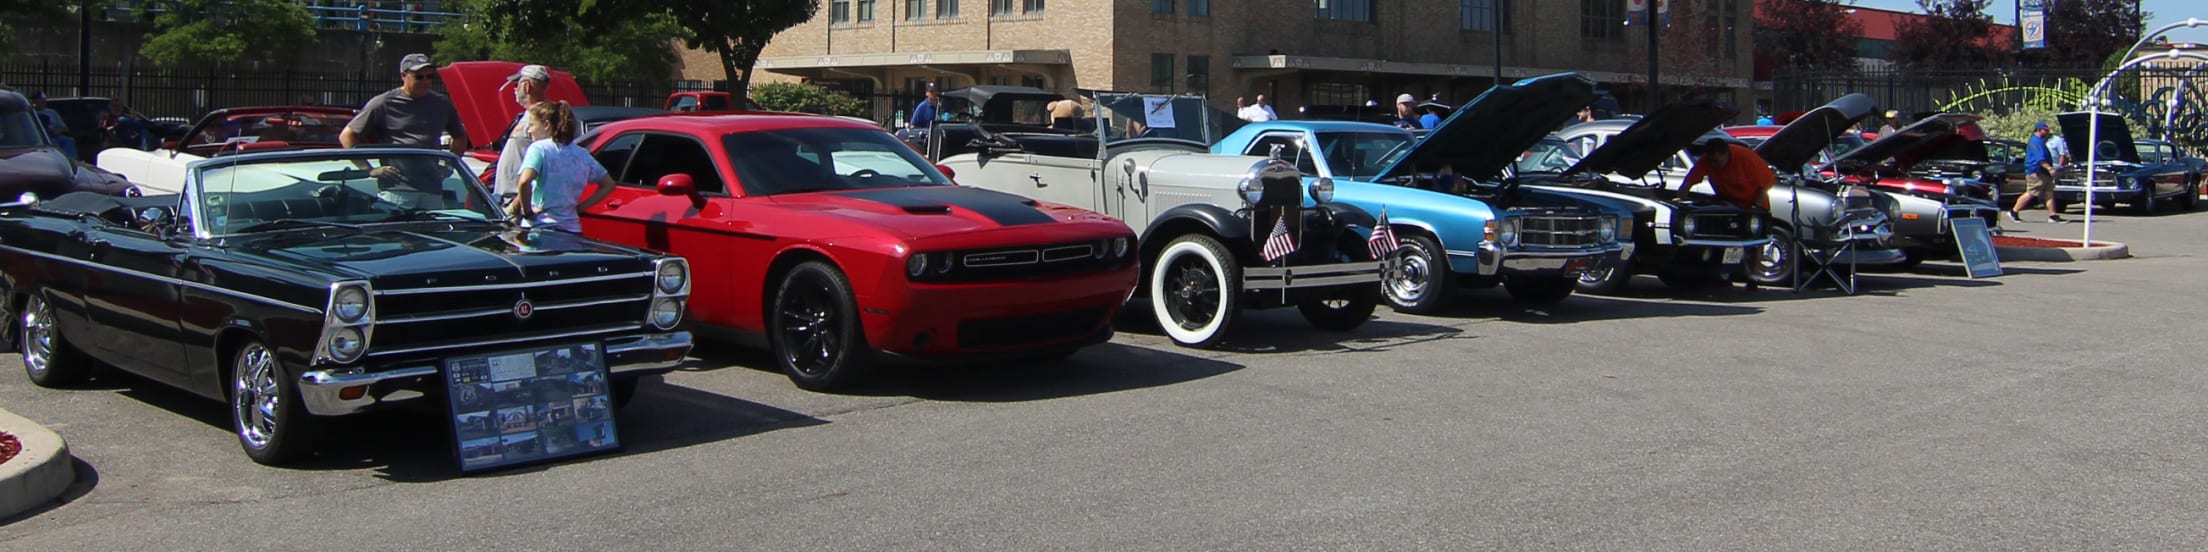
<box><xmin>753</xmin><ymin>82</ymin><xmax>868</xmax><ymax>119</ymax></box>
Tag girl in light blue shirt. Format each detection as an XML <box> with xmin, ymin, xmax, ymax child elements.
<box><xmin>514</xmin><ymin>101</ymin><xmax>616</xmax><ymax>233</ymax></box>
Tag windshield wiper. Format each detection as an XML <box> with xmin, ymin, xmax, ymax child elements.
<box><xmin>232</xmin><ymin>218</ymin><xmax>364</xmax><ymax>234</ymax></box>
<box><xmin>378</xmin><ymin>209</ymin><xmax>487</xmax><ymax>223</ymax></box>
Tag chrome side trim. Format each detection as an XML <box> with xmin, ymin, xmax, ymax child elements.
<box><xmin>0</xmin><ymin>243</ymin><xmax>322</xmax><ymax>313</ymax></box>
<box><xmin>374</xmin><ymin>271</ymin><xmax>651</xmax><ymax>296</ymax></box>
<box><xmin>365</xmin><ymin>324</ymin><xmax>642</xmax><ymax>357</ymax></box>
<box><xmin>376</xmin><ymin>295</ymin><xmax>649</xmax><ymax>324</ymax></box>
<box><xmin>604</xmin><ymin>332</ymin><xmax>694</xmax><ymax>375</ymax></box>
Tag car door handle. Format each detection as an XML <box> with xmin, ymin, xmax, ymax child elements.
<box><xmin>606</xmin><ymin>199</ymin><xmax>624</xmax><ymax>209</ymax></box>
<box><xmin>1029</xmin><ymin>173</ymin><xmax>1046</xmax><ymax>188</ymax></box>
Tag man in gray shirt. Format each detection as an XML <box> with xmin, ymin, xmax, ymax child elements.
<box><xmin>495</xmin><ymin>64</ymin><xmax>551</xmax><ymax>202</ymax></box>
<box><xmin>343</xmin><ymin>53</ymin><xmax>470</xmax><ymax>209</ymax></box>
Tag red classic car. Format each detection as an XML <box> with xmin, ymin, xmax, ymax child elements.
<box><xmin>576</xmin><ymin>113</ymin><xmax>1140</xmax><ymax>390</ymax></box>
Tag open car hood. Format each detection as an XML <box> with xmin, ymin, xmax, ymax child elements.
<box><xmin>439</xmin><ymin>61</ymin><xmax>591</xmax><ymax>152</ymax></box>
<box><xmin>1827</xmin><ymin>113</ymin><xmax>1983</xmax><ymax>175</ymax></box>
<box><xmin>1375</xmin><ymin>73</ymin><xmax>1597</xmax><ymax>182</ymax></box>
<box><xmin>1565</xmin><ymin>99</ymin><xmax>1738</xmax><ymax>179</ymax></box>
<box><xmin>1754</xmin><ymin>93</ymin><xmax>1877</xmax><ymax>170</ymax></box>
<box><xmin>2057</xmin><ymin>111</ymin><xmax>2141</xmax><ymax>164</ymax></box>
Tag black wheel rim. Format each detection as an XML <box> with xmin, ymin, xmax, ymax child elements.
<box><xmin>777</xmin><ymin>274</ymin><xmax>842</xmax><ymax>376</ymax></box>
<box><xmin>1163</xmin><ymin>252</ymin><xmax>1221</xmax><ymax>331</ymax></box>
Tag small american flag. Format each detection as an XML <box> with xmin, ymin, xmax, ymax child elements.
<box><xmin>1368</xmin><ymin>206</ymin><xmax>1400</xmax><ymax>258</ymax></box>
<box><xmin>1260</xmin><ymin>215</ymin><xmax>1297</xmax><ymax>262</ymax></box>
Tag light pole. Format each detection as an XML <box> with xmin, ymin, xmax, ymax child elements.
<box><xmin>2078</xmin><ymin>17</ymin><xmax>2208</xmax><ymax>245</ymax></box>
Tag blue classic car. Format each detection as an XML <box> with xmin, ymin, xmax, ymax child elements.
<box><xmin>2054</xmin><ymin>112</ymin><xmax>2202</xmax><ymax>214</ymax></box>
<box><xmin>1212</xmin><ymin>73</ymin><xmax>1634</xmax><ymax>313</ymax></box>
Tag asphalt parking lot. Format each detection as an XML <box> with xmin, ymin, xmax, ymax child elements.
<box><xmin>3</xmin><ymin>207</ymin><xmax>2205</xmax><ymax>549</ymax></box>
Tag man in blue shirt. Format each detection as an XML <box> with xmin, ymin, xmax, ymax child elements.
<box><xmin>1417</xmin><ymin>100</ymin><xmax>1447</xmax><ymax>131</ymax></box>
<box><xmin>908</xmin><ymin>85</ymin><xmax>939</xmax><ymax>130</ymax></box>
<box><xmin>2009</xmin><ymin>121</ymin><xmax>2063</xmax><ymax>223</ymax></box>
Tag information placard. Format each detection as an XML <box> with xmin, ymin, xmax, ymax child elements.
<box><xmin>1951</xmin><ymin>217</ymin><xmax>2003</xmax><ymax>279</ymax></box>
<box><xmin>445</xmin><ymin>342</ymin><xmax>619</xmax><ymax>472</ymax></box>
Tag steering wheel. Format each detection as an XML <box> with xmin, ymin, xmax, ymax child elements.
<box><xmin>851</xmin><ymin>169</ymin><xmax>882</xmax><ymax>179</ymax></box>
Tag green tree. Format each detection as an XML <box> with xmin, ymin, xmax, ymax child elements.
<box><xmin>1890</xmin><ymin>0</ymin><xmax>2008</xmax><ymax>69</ymax></box>
<box><xmin>134</xmin><ymin>0</ymin><xmax>317</xmax><ymax>66</ymax></box>
<box><xmin>434</xmin><ymin>0</ymin><xmax>683</xmax><ymax>84</ymax></box>
<box><xmin>751</xmin><ymin>81</ymin><xmax>864</xmax><ymax>117</ymax></box>
<box><xmin>657</xmin><ymin>0</ymin><xmax>819</xmax><ymax>96</ymax></box>
<box><xmin>0</xmin><ymin>0</ymin><xmax>69</xmax><ymax>55</ymax></box>
<box><xmin>1753</xmin><ymin>0</ymin><xmax>1863</xmax><ymax>71</ymax></box>
<box><xmin>2027</xmin><ymin>0</ymin><xmax>2147</xmax><ymax>67</ymax></box>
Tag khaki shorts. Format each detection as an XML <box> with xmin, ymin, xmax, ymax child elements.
<box><xmin>2027</xmin><ymin>171</ymin><xmax>2056</xmax><ymax>197</ymax></box>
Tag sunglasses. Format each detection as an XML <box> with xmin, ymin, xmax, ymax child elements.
<box><xmin>409</xmin><ymin>72</ymin><xmax>439</xmax><ymax>80</ymax></box>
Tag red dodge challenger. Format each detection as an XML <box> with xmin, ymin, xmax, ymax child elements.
<box><xmin>576</xmin><ymin>113</ymin><xmax>1140</xmax><ymax>390</ymax></box>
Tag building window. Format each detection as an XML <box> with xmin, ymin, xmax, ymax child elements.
<box><xmin>1186</xmin><ymin>54</ymin><xmax>1211</xmax><ymax>93</ymax></box>
<box><xmin>1316</xmin><ymin>0</ymin><xmax>1374</xmax><ymax>22</ymax></box>
<box><xmin>1309</xmin><ymin>82</ymin><xmax>1370</xmax><ymax>107</ymax></box>
<box><xmin>1190</xmin><ymin>0</ymin><xmax>1209</xmax><ymax>16</ymax></box>
<box><xmin>989</xmin><ymin>76</ymin><xmax>1011</xmax><ymax>86</ymax></box>
<box><xmin>858</xmin><ymin>0</ymin><xmax>875</xmax><ymax>21</ymax></box>
<box><xmin>831</xmin><ymin>0</ymin><xmax>850</xmax><ymax>23</ymax></box>
<box><xmin>990</xmin><ymin>0</ymin><xmax>1012</xmax><ymax>15</ymax></box>
<box><xmin>1580</xmin><ymin>0</ymin><xmax>1622</xmax><ymax>41</ymax></box>
<box><xmin>907</xmin><ymin>0</ymin><xmax>927</xmax><ymax>20</ymax></box>
<box><xmin>1151</xmin><ymin>53</ymin><xmax>1175</xmax><ymax>92</ymax></box>
<box><xmin>1153</xmin><ymin>0</ymin><xmax>1173</xmax><ymax>14</ymax></box>
<box><xmin>1024</xmin><ymin>0</ymin><xmax>1045</xmax><ymax>12</ymax></box>
<box><xmin>937</xmin><ymin>0</ymin><xmax>958</xmax><ymax>18</ymax></box>
<box><xmin>1462</xmin><ymin>0</ymin><xmax>1508</xmax><ymax>32</ymax></box>
<box><xmin>1022</xmin><ymin>75</ymin><xmax>1046</xmax><ymax>88</ymax></box>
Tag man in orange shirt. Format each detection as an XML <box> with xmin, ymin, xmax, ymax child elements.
<box><xmin>1675</xmin><ymin>138</ymin><xmax>1774</xmax><ymax>211</ymax></box>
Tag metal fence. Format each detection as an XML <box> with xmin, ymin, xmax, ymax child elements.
<box><xmin>1770</xmin><ymin>66</ymin><xmax>2208</xmax><ymax>116</ymax></box>
<box><xmin>100</xmin><ymin>0</ymin><xmax>461</xmax><ymax>34</ymax></box>
<box><xmin>2</xmin><ymin>60</ymin><xmax>678</xmax><ymax>120</ymax></box>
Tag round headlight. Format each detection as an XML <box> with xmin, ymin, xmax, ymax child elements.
<box><xmin>332</xmin><ymin>286</ymin><xmax>369</xmax><ymax>322</ymax></box>
<box><xmin>1113</xmin><ymin>236</ymin><xmax>1131</xmax><ymax>259</ymax></box>
<box><xmin>16</xmin><ymin>192</ymin><xmax>38</xmax><ymax>205</ymax></box>
<box><xmin>1679</xmin><ymin>213</ymin><xmax>1697</xmax><ymax>237</ymax></box>
<box><xmin>655</xmin><ymin>261</ymin><xmax>688</xmax><ymax>294</ymax></box>
<box><xmin>328</xmin><ymin>327</ymin><xmax>365</xmax><ymax>361</ymax></box>
<box><xmin>906</xmin><ymin>253</ymin><xmax>928</xmax><ymax>278</ymax></box>
<box><xmin>1237</xmin><ymin>177</ymin><xmax>1263</xmax><ymax>205</ymax></box>
<box><xmin>1597</xmin><ymin>215</ymin><xmax>1618</xmax><ymax>242</ymax></box>
<box><xmin>1497</xmin><ymin>218</ymin><xmax>1520</xmax><ymax>246</ymax></box>
<box><xmin>1308</xmin><ymin>177</ymin><xmax>1334</xmax><ymax>204</ymax></box>
<box><xmin>649</xmin><ymin>298</ymin><xmax>683</xmax><ymax>330</ymax></box>
<box><xmin>1744</xmin><ymin>214</ymin><xmax>1762</xmax><ymax>236</ymax></box>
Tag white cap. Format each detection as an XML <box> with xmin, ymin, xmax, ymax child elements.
<box><xmin>1396</xmin><ymin>93</ymin><xmax>1416</xmax><ymax>104</ymax></box>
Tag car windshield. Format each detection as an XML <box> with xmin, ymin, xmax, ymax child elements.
<box><xmin>187</xmin><ymin>110</ymin><xmax>354</xmax><ymax>151</ymax></box>
<box><xmin>720</xmin><ymin>127</ymin><xmax>952</xmax><ymax>195</ymax></box>
<box><xmin>2139</xmin><ymin>143</ymin><xmax>2170</xmax><ymax>163</ymax></box>
<box><xmin>1515</xmin><ymin>138</ymin><xmax>1583</xmax><ymax>174</ymax></box>
<box><xmin>1315</xmin><ymin>131</ymin><xmax>1413</xmax><ymax>180</ymax></box>
<box><xmin>194</xmin><ymin>150</ymin><xmax>503</xmax><ymax>235</ymax></box>
<box><xmin>1090</xmin><ymin>92</ymin><xmax>1244</xmax><ymax>145</ymax></box>
<box><xmin>0</xmin><ymin>110</ymin><xmax>47</xmax><ymax>148</ymax></box>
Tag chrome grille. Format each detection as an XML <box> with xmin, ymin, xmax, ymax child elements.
<box><xmin>1518</xmin><ymin>215</ymin><xmax>1602</xmax><ymax>247</ymax></box>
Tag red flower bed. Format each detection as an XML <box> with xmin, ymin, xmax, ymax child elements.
<box><xmin>0</xmin><ymin>431</ymin><xmax>19</xmax><ymax>467</ymax></box>
<box><xmin>1994</xmin><ymin>235</ymin><xmax>2112</xmax><ymax>248</ymax></box>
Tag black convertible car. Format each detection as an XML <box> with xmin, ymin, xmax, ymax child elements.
<box><xmin>0</xmin><ymin>148</ymin><xmax>693</xmax><ymax>465</ymax></box>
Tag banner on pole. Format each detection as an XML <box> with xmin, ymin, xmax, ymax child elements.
<box><xmin>2021</xmin><ymin>1</ymin><xmax>2046</xmax><ymax>50</ymax></box>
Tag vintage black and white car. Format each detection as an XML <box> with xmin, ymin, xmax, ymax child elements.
<box><xmin>1520</xmin><ymin>99</ymin><xmax>1771</xmax><ymax>293</ymax></box>
<box><xmin>938</xmin><ymin>92</ymin><xmax>1384</xmax><ymax>349</ymax></box>
<box><xmin>0</xmin><ymin>148</ymin><xmax>693</xmax><ymax>464</ymax></box>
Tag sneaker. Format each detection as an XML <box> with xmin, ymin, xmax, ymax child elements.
<box><xmin>2048</xmin><ymin>214</ymin><xmax>2066</xmax><ymax>223</ymax></box>
<box><xmin>2007</xmin><ymin>210</ymin><xmax>2024</xmax><ymax>223</ymax></box>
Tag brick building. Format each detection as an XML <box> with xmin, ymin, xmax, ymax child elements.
<box><xmin>677</xmin><ymin>0</ymin><xmax>1756</xmax><ymax>125</ymax></box>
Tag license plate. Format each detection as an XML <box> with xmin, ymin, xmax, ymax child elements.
<box><xmin>1721</xmin><ymin>247</ymin><xmax>1744</xmax><ymax>264</ymax></box>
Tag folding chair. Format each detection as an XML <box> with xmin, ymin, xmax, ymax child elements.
<box><xmin>1792</xmin><ymin>183</ymin><xmax>1869</xmax><ymax>295</ymax></box>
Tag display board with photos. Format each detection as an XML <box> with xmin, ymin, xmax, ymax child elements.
<box><xmin>445</xmin><ymin>342</ymin><xmax>620</xmax><ymax>472</ymax></box>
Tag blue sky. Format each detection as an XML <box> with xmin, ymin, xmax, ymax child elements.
<box><xmin>1845</xmin><ymin>0</ymin><xmax>2208</xmax><ymax>44</ymax></box>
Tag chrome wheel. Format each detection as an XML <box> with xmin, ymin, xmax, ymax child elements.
<box><xmin>1749</xmin><ymin>227</ymin><xmax>1795</xmax><ymax>286</ymax></box>
<box><xmin>232</xmin><ymin>343</ymin><xmax>280</xmax><ymax>451</ymax></box>
<box><xmin>21</xmin><ymin>297</ymin><xmax>56</xmax><ymax>379</ymax></box>
<box><xmin>19</xmin><ymin>294</ymin><xmax>89</xmax><ymax>387</ymax></box>
<box><xmin>1380</xmin><ymin>235</ymin><xmax>1450</xmax><ymax>314</ymax></box>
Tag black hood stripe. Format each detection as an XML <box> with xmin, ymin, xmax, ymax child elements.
<box><xmin>835</xmin><ymin>187</ymin><xmax>1058</xmax><ymax>226</ymax></box>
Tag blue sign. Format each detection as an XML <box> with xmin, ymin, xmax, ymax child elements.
<box><xmin>2021</xmin><ymin>1</ymin><xmax>2046</xmax><ymax>49</ymax></box>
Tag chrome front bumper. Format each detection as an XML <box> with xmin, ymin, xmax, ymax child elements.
<box><xmin>1475</xmin><ymin>241</ymin><xmax>1634</xmax><ymax>276</ymax></box>
<box><xmin>297</xmin><ymin>331</ymin><xmax>694</xmax><ymax>416</ymax></box>
<box><xmin>1243</xmin><ymin>260</ymin><xmax>1385</xmax><ymax>291</ymax></box>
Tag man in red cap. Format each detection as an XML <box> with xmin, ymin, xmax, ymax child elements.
<box><xmin>1676</xmin><ymin>138</ymin><xmax>1774</xmax><ymax>211</ymax></box>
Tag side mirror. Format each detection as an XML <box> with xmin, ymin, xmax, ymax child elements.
<box><xmin>161</xmin><ymin>139</ymin><xmax>179</xmax><ymax>150</ymax></box>
<box><xmin>935</xmin><ymin>164</ymin><xmax>956</xmax><ymax>180</ymax></box>
<box><xmin>137</xmin><ymin>206</ymin><xmax>174</xmax><ymax>229</ymax></box>
<box><xmin>657</xmin><ymin>174</ymin><xmax>697</xmax><ymax>197</ymax></box>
